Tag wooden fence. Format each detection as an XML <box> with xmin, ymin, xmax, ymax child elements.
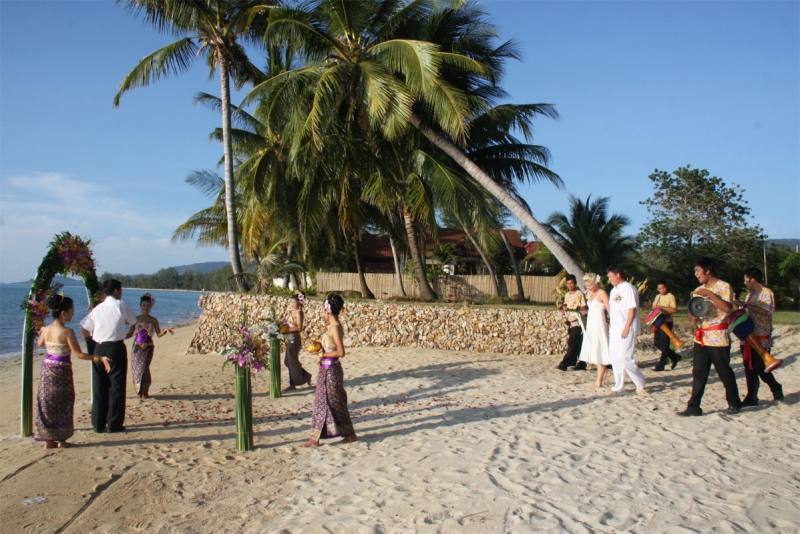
<box><xmin>315</xmin><ymin>272</ymin><xmax>558</xmax><ymax>302</ymax></box>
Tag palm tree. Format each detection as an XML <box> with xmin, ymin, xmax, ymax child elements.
<box><xmin>114</xmin><ymin>0</ymin><xmax>273</xmax><ymax>292</ymax></box>
<box><xmin>248</xmin><ymin>0</ymin><xmax>585</xmax><ymax>287</ymax></box>
<box><xmin>545</xmin><ymin>195</ymin><xmax>637</xmax><ymax>274</ymax></box>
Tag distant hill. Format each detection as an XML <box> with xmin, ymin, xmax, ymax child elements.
<box><xmin>8</xmin><ymin>274</ymin><xmax>87</xmax><ymax>286</ymax></box>
<box><xmin>102</xmin><ymin>261</ymin><xmax>231</xmax><ymax>278</ymax></box>
<box><xmin>170</xmin><ymin>261</ymin><xmax>230</xmax><ymax>275</ymax></box>
<box><xmin>767</xmin><ymin>238</ymin><xmax>800</xmax><ymax>249</ymax></box>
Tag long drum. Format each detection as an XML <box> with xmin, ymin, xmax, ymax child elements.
<box><xmin>644</xmin><ymin>307</ymin><xmax>684</xmax><ymax>348</ymax></box>
<box><xmin>727</xmin><ymin>308</ymin><xmax>782</xmax><ymax>373</ymax></box>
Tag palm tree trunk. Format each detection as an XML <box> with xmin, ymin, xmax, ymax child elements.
<box><xmin>219</xmin><ymin>55</ymin><xmax>249</xmax><ymax>292</ymax></box>
<box><xmin>409</xmin><ymin>113</ymin><xmax>586</xmax><ymax>289</ymax></box>
<box><xmin>453</xmin><ymin>211</ymin><xmax>500</xmax><ymax>296</ymax></box>
<box><xmin>403</xmin><ymin>209</ymin><xmax>438</xmax><ymax>300</ymax></box>
<box><xmin>353</xmin><ymin>236</ymin><xmax>375</xmax><ymax>299</ymax></box>
<box><xmin>389</xmin><ymin>235</ymin><xmax>406</xmax><ymax>297</ymax></box>
<box><xmin>500</xmin><ymin>230</ymin><xmax>525</xmax><ymax>300</ymax></box>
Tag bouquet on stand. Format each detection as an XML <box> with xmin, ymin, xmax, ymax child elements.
<box><xmin>221</xmin><ymin>307</ymin><xmax>271</xmax><ymax>451</ymax></box>
<box><xmin>265</xmin><ymin>304</ymin><xmax>291</xmax><ymax>398</ymax></box>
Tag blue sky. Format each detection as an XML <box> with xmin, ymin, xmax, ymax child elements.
<box><xmin>1</xmin><ymin>0</ymin><xmax>798</xmax><ymax>283</ymax></box>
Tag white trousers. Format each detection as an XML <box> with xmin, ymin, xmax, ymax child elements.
<box><xmin>608</xmin><ymin>332</ymin><xmax>646</xmax><ymax>391</ymax></box>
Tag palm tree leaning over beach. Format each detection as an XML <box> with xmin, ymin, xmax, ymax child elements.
<box><xmin>114</xmin><ymin>0</ymin><xmax>273</xmax><ymax>292</ymax></box>
<box><xmin>247</xmin><ymin>0</ymin><xmax>587</xmax><ymax>287</ymax></box>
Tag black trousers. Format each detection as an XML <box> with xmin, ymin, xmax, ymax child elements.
<box><xmin>742</xmin><ymin>344</ymin><xmax>783</xmax><ymax>401</ymax></box>
<box><xmin>688</xmin><ymin>344</ymin><xmax>741</xmax><ymax>410</ymax></box>
<box><xmin>655</xmin><ymin>323</ymin><xmax>679</xmax><ymax>367</ymax></box>
<box><xmin>92</xmin><ymin>340</ymin><xmax>128</xmax><ymax>432</ymax></box>
<box><xmin>560</xmin><ymin>326</ymin><xmax>583</xmax><ymax>368</ymax></box>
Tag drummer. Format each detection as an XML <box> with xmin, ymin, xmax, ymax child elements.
<box><xmin>734</xmin><ymin>268</ymin><xmax>784</xmax><ymax>405</ymax></box>
<box><xmin>646</xmin><ymin>280</ymin><xmax>681</xmax><ymax>371</ymax></box>
<box><xmin>678</xmin><ymin>257</ymin><xmax>742</xmax><ymax>417</ymax></box>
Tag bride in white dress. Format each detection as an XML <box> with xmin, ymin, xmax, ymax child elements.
<box><xmin>578</xmin><ymin>273</ymin><xmax>612</xmax><ymax>388</ymax></box>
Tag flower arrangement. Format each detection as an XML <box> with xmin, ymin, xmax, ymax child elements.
<box><xmin>25</xmin><ymin>289</ymin><xmax>52</xmax><ymax>332</ymax></box>
<box><xmin>221</xmin><ymin>324</ymin><xmax>269</xmax><ymax>372</ymax></box>
<box><xmin>57</xmin><ymin>236</ymin><xmax>95</xmax><ymax>275</ymax></box>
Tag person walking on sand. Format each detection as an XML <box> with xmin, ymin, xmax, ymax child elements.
<box><xmin>282</xmin><ymin>292</ymin><xmax>313</xmax><ymax>392</ymax></box>
<box><xmin>578</xmin><ymin>273</ymin><xmax>612</xmax><ymax>388</ymax></box>
<box><xmin>607</xmin><ymin>265</ymin><xmax>647</xmax><ymax>395</ymax></box>
<box><xmin>35</xmin><ymin>295</ymin><xmax>111</xmax><ymax>449</ymax></box>
<box><xmin>734</xmin><ymin>268</ymin><xmax>784</xmax><ymax>406</ymax></box>
<box><xmin>126</xmin><ymin>292</ymin><xmax>173</xmax><ymax>401</ymax></box>
<box><xmin>646</xmin><ymin>280</ymin><xmax>681</xmax><ymax>371</ymax></box>
<box><xmin>678</xmin><ymin>257</ymin><xmax>741</xmax><ymax>417</ymax></box>
<box><xmin>301</xmin><ymin>294</ymin><xmax>357</xmax><ymax>447</ymax></box>
<box><xmin>80</xmin><ymin>279</ymin><xmax>137</xmax><ymax>433</ymax></box>
<box><xmin>556</xmin><ymin>274</ymin><xmax>588</xmax><ymax>371</ymax></box>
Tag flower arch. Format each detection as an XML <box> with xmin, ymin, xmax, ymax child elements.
<box><xmin>20</xmin><ymin>232</ymin><xmax>101</xmax><ymax>437</ymax></box>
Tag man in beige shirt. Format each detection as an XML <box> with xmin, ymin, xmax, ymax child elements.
<box><xmin>646</xmin><ymin>280</ymin><xmax>681</xmax><ymax>371</ymax></box>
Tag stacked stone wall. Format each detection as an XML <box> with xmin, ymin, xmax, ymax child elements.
<box><xmin>189</xmin><ymin>293</ymin><xmax>571</xmax><ymax>356</ymax></box>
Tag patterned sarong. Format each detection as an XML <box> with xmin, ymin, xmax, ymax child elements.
<box><xmin>34</xmin><ymin>354</ymin><xmax>75</xmax><ymax>442</ymax></box>
<box><xmin>131</xmin><ymin>325</ymin><xmax>154</xmax><ymax>396</ymax></box>
<box><xmin>309</xmin><ymin>358</ymin><xmax>355</xmax><ymax>442</ymax></box>
<box><xmin>131</xmin><ymin>343</ymin><xmax>154</xmax><ymax>396</ymax></box>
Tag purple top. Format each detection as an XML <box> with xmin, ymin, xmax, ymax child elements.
<box><xmin>135</xmin><ymin>326</ymin><xmax>154</xmax><ymax>345</ymax></box>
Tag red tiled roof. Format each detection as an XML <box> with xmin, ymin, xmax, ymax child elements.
<box><xmin>361</xmin><ymin>229</ymin><xmax>528</xmax><ymax>260</ymax></box>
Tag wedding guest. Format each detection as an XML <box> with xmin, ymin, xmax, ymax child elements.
<box><xmin>556</xmin><ymin>274</ymin><xmax>588</xmax><ymax>371</ymax></box>
<box><xmin>126</xmin><ymin>292</ymin><xmax>173</xmax><ymax>401</ymax></box>
<box><xmin>282</xmin><ymin>292</ymin><xmax>313</xmax><ymax>392</ymax></box>
<box><xmin>678</xmin><ymin>258</ymin><xmax>741</xmax><ymax>416</ymax></box>
<box><xmin>35</xmin><ymin>295</ymin><xmax>111</xmax><ymax>448</ymax></box>
<box><xmin>607</xmin><ymin>265</ymin><xmax>647</xmax><ymax>395</ymax></box>
<box><xmin>734</xmin><ymin>268</ymin><xmax>784</xmax><ymax>405</ymax></box>
<box><xmin>80</xmin><ymin>279</ymin><xmax>137</xmax><ymax>433</ymax></box>
<box><xmin>646</xmin><ymin>280</ymin><xmax>681</xmax><ymax>371</ymax></box>
<box><xmin>301</xmin><ymin>294</ymin><xmax>357</xmax><ymax>447</ymax></box>
<box><xmin>578</xmin><ymin>273</ymin><xmax>612</xmax><ymax>388</ymax></box>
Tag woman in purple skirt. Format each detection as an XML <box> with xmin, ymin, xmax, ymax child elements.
<box><xmin>127</xmin><ymin>292</ymin><xmax>173</xmax><ymax>400</ymax></box>
<box><xmin>35</xmin><ymin>295</ymin><xmax>111</xmax><ymax>449</ymax></box>
<box><xmin>301</xmin><ymin>294</ymin><xmax>357</xmax><ymax>447</ymax></box>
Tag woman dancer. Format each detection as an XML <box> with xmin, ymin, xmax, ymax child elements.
<box><xmin>127</xmin><ymin>292</ymin><xmax>172</xmax><ymax>400</ymax></box>
<box><xmin>35</xmin><ymin>295</ymin><xmax>111</xmax><ymax>448</ymax></box>
<box><xmin>578</xmin><ymin>273</ymin><xmax>612</xmax><ymax>388</ymax></box>
<box><xmin>301</xmin><ymin>295</ymin><xmax>358</xmax><ymax>447</ymax></box>
<box><xmin>282</xmin><ymin>292</ymin><xmax>312</xmax><ymax>391</ymax></box>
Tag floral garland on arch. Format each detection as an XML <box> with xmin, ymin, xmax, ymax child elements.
<box><xmin>20</xmin><ymin>232</ymin><xmax>102</xmax><ymax>332</ymax></box>
<box><xmin>20</xmin><ymin>232</ymin><xmax>101</xmax><ymax>438</ymax></box>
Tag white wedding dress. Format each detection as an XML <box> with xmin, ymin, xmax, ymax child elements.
<box><xmin>579</xmin><ymin>295</ymin><xmax>611</xmax><ymax>365</ymax></box>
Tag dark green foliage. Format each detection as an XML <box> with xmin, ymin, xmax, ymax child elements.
<box><xmin>544</xmin><ymin>195</ymin><xmax>638</xmax><ymax>275</ymax></box>
<box><xmin>638</xmin><ymin>166</ymin><xmax>765</xmax><ymax>300</ymax></box>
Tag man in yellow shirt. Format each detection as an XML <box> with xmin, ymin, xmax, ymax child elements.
<box><xmin>646</xmin><ymin>280</ymin><xmax>681</xmax><ymax>371</ymax></box>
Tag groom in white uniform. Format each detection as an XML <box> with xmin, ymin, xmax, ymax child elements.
<box><xmin>607</xmin><ymin>265</ymin><xmax>647</xmax><ymax>395</ymax></box>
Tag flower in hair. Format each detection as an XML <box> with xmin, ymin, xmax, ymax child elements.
<box><xmin>595</xmin><ymin>275</ymin><xmax>601</xmax><ymax>283</ymax></box>
<box><xmin>294</xmin><ymin>290</ymin><xmax>306</xmax><ymax>305</ymax></box>
<box><xmin>324</xmin><ymin>299</ymin><xmax>332</xmax><ymax>313</ymax></box>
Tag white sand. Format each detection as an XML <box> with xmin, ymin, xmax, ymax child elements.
<box><xmin>1</xmin><ymin>321</ymin><xmax>798</xmax><ymax>532</ymax></box>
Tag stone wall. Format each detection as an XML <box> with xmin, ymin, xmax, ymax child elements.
<box><xmin>189</xmin><ymin>293</ymin><xmax>570</xmax><ymax>356</ymax></box>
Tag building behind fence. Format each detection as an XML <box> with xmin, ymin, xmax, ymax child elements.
<box><xmin>315</xmin><ymin>273</ymin><xmax>558</xmax><ymax>302</ymax></box>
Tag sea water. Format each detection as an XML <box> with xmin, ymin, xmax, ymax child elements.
<box><xmin>0</xmin><ymin>284</ymin><xmax>206</xmax><ymax>361</ymax></box>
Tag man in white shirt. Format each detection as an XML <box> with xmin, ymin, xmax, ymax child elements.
<box><xmin>80</xmin><ymin>279</ymin><xmax>137</xmax><ymax>433</ymax></box>
<box><xmin>607</xmin><ymin>265</ymin><xmax>647</xmax><ymax>395</ymax></box>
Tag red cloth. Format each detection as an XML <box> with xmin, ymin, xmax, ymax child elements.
<box><xmin>742</xmin><ymin>335</ymin><xmax>771</xmax><ymax>370</ymax></box>
<box><xmin>694</xmin><ymin>323</ymin><xmax>727</xmax><ymax>346</ymax></box>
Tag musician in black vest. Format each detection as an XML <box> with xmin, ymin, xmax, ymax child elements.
<box><xmin>80</xmin><ymin>279</ymin><xmax>137</xmax><ymax>433</ymax></box>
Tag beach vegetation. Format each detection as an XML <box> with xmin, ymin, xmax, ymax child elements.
<box><xmin>114</xmin><ymin>0</ymin><xmax>275</xmax><ymax>292</ymax></box>
<box><xmin>638</xmin><ymin>165</ymin><xmax>766</xmax><ymax>299</ymax></box>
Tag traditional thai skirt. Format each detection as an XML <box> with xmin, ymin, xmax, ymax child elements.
<box><xmin>131</xmin><ymin>328</ymin><xmax>154</xmax><ymax>396</ymax></box>
<box><xmin>309</xmin><ymin>358</ymin><xmax>355</xmax><ymax>442</ymax></box>
<box><xmin>34</xmin><ymin>354</ymin><xmax>75</xmax><ymax>442</ymax></box>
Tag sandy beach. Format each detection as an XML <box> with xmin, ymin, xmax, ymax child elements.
<box><xmin>1</xmin><ymin>321</ymin><xmax>798</xmax><ymax>533</ymax></box>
